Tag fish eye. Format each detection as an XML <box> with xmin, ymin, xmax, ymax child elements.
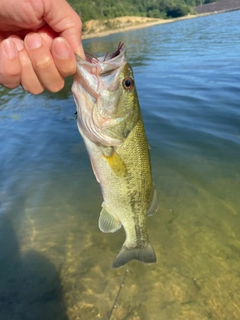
<box><xmin>123</xmin><ymin>77</ymin><xmax>134</xmax><ymax>91</ymax></box>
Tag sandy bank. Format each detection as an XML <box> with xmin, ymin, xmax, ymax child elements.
<box><xmin>81</xmin><ymin>14</ymin><xmax>210</xmax><ymax>40</ymax></box>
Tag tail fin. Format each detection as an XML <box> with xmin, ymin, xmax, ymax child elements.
<box><xmin>112</xmin><ymin>242</ymin><xmax>156</xmax><ymax>268</ymax></box>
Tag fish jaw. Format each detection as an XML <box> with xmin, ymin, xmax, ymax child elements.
<box><xmin>72</xmin><ymin>49</ymin><xmax>128</xmax><ymax>146</ymax></box>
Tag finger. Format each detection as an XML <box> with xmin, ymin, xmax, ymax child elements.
<box><xmin>10</xmin><ymin>36</ymin><xmax>44</xmax><ymax>94</ymax></box>
<box><xmin>19</xmin><ymin>49</ymin><xmax>44</xmax><ymax>94</ymax></box>
<box><xmin>51</xmin><ymin>37</ymin><xmax>76</xmax><ymax>77</ymax></box>
<box><xmin>41</xmin><ymin>0</ymin><xmax>85</xmax><ymax>58</ymax></box>
<box><xmin>37</xmin><ymin>25</ymin><xmax>58</xmax><ymax>48</ymax></box>
<box><xmin>0</xmin><ymin>38</ymin><xmax>21</xmax><ymax>88</ymax></box>
<box><xmin>24</xmin><ymin>33</ymin><xmax>64</xmax><ymax>92</ymax></box>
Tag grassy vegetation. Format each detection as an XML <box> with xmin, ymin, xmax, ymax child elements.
<box><xmin>67</xmin><ymin>0</ymin><xmax>221</xmax><ymax>23</ymax></box>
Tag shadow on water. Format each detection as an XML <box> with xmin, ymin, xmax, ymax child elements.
<box><xmin>0</xmin><ymin>214</ymin><xmax>68</xmax><ymax>320</ymax></box>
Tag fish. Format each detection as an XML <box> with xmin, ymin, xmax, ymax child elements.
<box><xmin>72</xmin><ymin>43</ymin><xmax>158</xmax><ymax>268</ymax></box>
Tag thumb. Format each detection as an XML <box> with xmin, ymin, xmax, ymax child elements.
<box><xmin>42</xmin><ymin>0</ymin><xmax>85</xmax><ymax>58</ymax></box>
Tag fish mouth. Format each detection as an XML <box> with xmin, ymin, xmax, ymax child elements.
<box><xmin>73</xmin><ymin>43</ymin><xmax>127</xmax><ymax>99</ymax></box>
<box><xmin>72</xmin><ymin>43</ymin><xmax>129</xmax><ymax>146</ymax></box>
<box><xmin>75</xmin><ymin>43</ymin><xmax>126</xmax><ymax>73</ymax></box>
<box><xmin>85</xmin><ymin>42</ymin><xmax>125</xmax><ymax>64</ymax></box>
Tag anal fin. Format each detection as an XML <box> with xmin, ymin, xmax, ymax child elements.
<box><xmin>99</xmin><ymin>205</ymin><xmax>121</xmax><ymax>233</ymax></box>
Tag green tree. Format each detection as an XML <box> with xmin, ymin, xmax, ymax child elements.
<box><xmin>166</xmin><ymin>4</ymin><xmax>191</xmax><ymax>18</ymax></box>
<box><xmin>66</xmin><ymin>0</ymin><xmax>220</xmax><ymax>23</ymax></box>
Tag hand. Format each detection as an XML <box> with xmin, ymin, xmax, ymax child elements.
<box><xmin>0</xmin><ymin>0</ymin><xmax>85</xmax><ymax>94</ymax></box>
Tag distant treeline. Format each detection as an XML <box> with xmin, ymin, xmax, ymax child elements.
<box><xmin>67</xmin><ymin>0</ymin><xmax>221</xmax><ymax>22</ymax></box>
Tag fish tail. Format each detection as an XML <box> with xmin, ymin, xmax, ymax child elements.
<box><xmin>112</xmin><ymin>242</ymin><xmax>156</xmax><ymax>268</ymax></box>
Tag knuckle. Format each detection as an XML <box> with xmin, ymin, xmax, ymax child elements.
<box><xmin>48</xmin><ymin>79</ymin><xmax>64</xmax><ymax>93</ymax></box>
<box><xmin>31</xmin><ymin>88</ymin><xmax>44</xmax><ymax>95</ymax></box>
<box><xmin>60</xmin><ymin>65</ymin><xmax>76</xmax><ymax>78</ymax></box>
<box><xmin>0</xmin><ymin>73</ymin><xmax>20</xmax><ymax>88</ymax></box>
<box><xmin>54</xmin><ymin>56</ymin><xmax>76</xmax><ymax>77</ymax></box>
<box><xmin>22</xmin><ymin>84</ymin><xmax>44</xmax><ymax>95</ymax></box>
<box><xmin>35</xmin><ymin>56</ymin><xmax>53</xmax><ymax>70</ymax></box>
<box><xmin>32</xmin><ymin>88</ymin><xmax>44</xmax><ymax>95</ymax></box>
<box><xmin>2</xmin><ymin>82</ymin><xmax>20</xmax><ymax>89</ymax></box>
<box><xmin>1</xmin><ymin>68</ymin><xmax>21</xmax><ymax>78</ymax></box>
<box><xmin>73</xmin><ymin>11</ymin><xmax>82</xmax><ymax>29</ymax></box>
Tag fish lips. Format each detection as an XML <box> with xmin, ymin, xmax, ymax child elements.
<box><xmin>74</xmin><ymin>49</ymin><xmax>127</xmax><ymax>100</ymax></box>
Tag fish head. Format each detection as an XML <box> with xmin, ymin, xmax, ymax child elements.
<box><xmin>72</xmin><ymin>46</ymin><xmax>140</xmax><ymax>146</ymax></box>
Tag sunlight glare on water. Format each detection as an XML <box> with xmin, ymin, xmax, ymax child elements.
<box><xmin>1</xmin><ymin>10</ymin><xmax>240</xmax><ymax>320</ymax></box>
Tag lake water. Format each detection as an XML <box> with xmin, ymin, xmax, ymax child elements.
<box><xmin>1</xmin><ymin>10</ymin><xmax>240</xmax><ymax>320</ymax></box>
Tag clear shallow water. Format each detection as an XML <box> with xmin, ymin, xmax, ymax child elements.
<box><xmin>1</xmin><ymin>10</ymin><xmax>240</xmax><ymax>320</ymax></box>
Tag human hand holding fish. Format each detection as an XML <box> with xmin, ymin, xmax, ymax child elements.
<box><xmin>0</xmin><ymin>0</ymin><xmax>85</xmax><ymax>94</ymax></box>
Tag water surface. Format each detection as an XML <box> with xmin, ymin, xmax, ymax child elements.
<box><xmin>1</xmin><ymin>10</ymin><xmax>240</xmax><ymax>320</ymax></box>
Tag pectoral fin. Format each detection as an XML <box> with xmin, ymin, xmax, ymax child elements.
<box><xmin>102</xmin><ymin>149</ymin><xmax>127</xmax><ymax>177</ymax></box>
<box><xmin>147</xmin><ymin>187</ymin><xmax>159</xmax><ymax>216</ymax></box>
<box><xmin>99</xmin><ymin>205</ymin><xmax>122</xmax><ymax>233</ymax></box>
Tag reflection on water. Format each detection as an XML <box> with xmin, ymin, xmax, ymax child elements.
<box><xmin>1</xmin><ymin>10</ymin><xmax>240</xmax><ymax>320</ymax></box>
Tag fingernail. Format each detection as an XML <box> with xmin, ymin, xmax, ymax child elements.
<box><xmin>11</xmin><ymin>38</ymin><xmax>24</xmax><ymax>51</ymax></box>
<box><xmin>53</xmin><ymin>38</ymin><xmax>70</xmax><ymax>59</ymax></box>
<box><xmin>25</xmin><ymin>33</ymin><xmax>42</xmax><ymax>50</ymax></box>
<box><xmin>3</xmin><ymin>39</ymin><xmax>17</xmax><ymax>59</ymax></box>
<box><xmin>76</xmin><ymin>45</ymin><xmax>86</xmax><ymax>60</ymax></box>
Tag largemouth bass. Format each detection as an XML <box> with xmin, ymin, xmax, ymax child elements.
<box><xmin>72</xmin><ymin>43</ymin><xmax>158</xmax><ymax>268</ymax></box>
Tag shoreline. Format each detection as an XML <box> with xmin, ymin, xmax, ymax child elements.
<box><xmin>81</xmin><ymin>13</ymin><xmax>211</xmax><ymax>40</ymax></box>
<box><xmin>82</xmin><ymin>8</ymin><xmax>240</xmax><ymax>40</ymax></box>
